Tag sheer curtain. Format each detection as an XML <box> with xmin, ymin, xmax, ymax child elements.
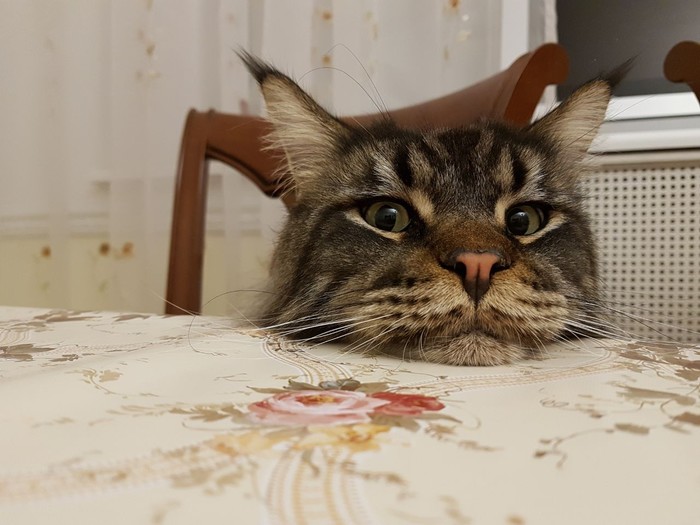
<box><xmin>0</xmin><ymin>0</ymin><xmax>517</xmax><ymax>315</ymax></box>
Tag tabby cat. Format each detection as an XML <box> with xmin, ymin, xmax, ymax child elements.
<box><xmin>242</xmin><ymin>52</ymin><xmax>620</xmax><ymax>366</ymax></box>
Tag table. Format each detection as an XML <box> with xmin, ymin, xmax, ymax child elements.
<box><xmin>1</xmin><ymin>306</ymin><xmax>698</xmax><ymax>524</ymax></box>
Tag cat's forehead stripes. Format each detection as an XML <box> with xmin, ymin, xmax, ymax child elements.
<box><xmin>370</xmin><ymin>147</ymin><xmax>436</xmax><ymax>222</ymax></box>
<box><xmin>366</xmin><ymin>126</ymin><xmax>562</xmax><ymax>230</ymax></box>
<box><xmin>371</xmin><ymin>152</ymin><xmax>406</xmax><ymax>195</ymax></box>
<box><xmin>386</xmin><ymin>139</ymin><xmax>439</xmax><ymax>188</ymax></box>
<box><xmin>511</xmin><ymin>147</ymin><xmax>547</xmax><ymax>194</ymax></box>
<box><xmin>371</xmin><ymin>140</ymin><xmax>435</xmax><ymax>189</ymax></box>
<box><xmin>475</xmin><ymin>127</ymin><xmax>493</xmax><ymax>150</ymax></box>
<box><xmin>392</xmin><ymin>143</ymin><xmax>413</xmax><ymax>187</ymax></box>
<box><xmin>510</xmin><ymin>149</ymin><xmax>529</xmax><ymax>192</ymax></box>
<box><xmin>490</xmin><ymin>147</ymin><xmax>515</xmax><ymax>193</ymax></box>
<box><xmin>469</xmin><ymin>127</ymin><xmax>549</xmax><ymax>195</ymax></box>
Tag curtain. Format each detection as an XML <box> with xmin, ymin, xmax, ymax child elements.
<box><xmin>0</xmin><ymin>0</ymin><xmax>517</xmax><ymax>315</ymax></box>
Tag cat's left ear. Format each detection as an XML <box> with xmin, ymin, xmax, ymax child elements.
<box><xmin>529</xmin><ymin>63</ymin><xmax>630</xmax><ymax>157</ymax></box>
<box><xmin>239</xmin><ymin>51</ymin><xmax>351</xmax><ymax>188</ymax></box>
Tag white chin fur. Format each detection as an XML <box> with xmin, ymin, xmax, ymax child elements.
<box><xmin>419</xmin><ymin>332</ymin><xmax>532</xmax><ymax>366</ymax></box>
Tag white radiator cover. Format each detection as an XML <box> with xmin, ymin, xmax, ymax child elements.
<box><xmin>583</xmin><ymin>151</ymin><xmax>700</xmax><ymax>344</ymax></box>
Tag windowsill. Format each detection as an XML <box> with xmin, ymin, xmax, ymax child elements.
<box><xmin>591</xmin><ymin>115</ymin><xmax>700</xmax><ymax>153</ymax></box>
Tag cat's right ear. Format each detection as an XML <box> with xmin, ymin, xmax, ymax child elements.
<box><xmin>239</xmin><ymin>51</ymin><xmax>351</xmax><ymax>190</ymax></box>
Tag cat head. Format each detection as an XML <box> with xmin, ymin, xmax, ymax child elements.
<box><xmin>242</xmin><ymin>52</ymin><xmax>619</xmax><ymax>365</ymax></box>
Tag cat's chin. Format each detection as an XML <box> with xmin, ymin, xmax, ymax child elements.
<box><xmin>420</xmin><ymin>332</ymin><xmax>531</xmax><ymax>366</ymax></box>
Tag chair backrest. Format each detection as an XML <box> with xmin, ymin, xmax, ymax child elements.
<box><xmin>166</xmin><ymin>43</ymin><xmax>570</xmax><ymax>315</ymax></box>
<box><xmin>664</xmin><ymin>40</ymin><xmax>700</xmax><ymax>102</ymax></box>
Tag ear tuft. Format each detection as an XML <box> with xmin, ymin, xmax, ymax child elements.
<box><xmin>601</xmin><ymin>58</ymin><xmax>635</xmax><ymax>91</ymax></box>
<box><xmin>237</xmin><ymin>50</ymin><xmax>279</xmax><ymax>85</ymax></box>
<box><xmin>239</xmin><ymin>51</ymin><xmax>351</xmax><ymax>192</ymax></box>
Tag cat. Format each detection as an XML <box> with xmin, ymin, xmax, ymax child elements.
<box><xmin>240</xmin><ymin>51</ymin><xmax>623</xmax><ymax>366</ymax></box>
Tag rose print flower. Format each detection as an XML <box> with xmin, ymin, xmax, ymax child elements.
<box><xmin>248</xmin><ymin>390</ymin><xmax>390</xmax><ymax>426</ymax></box>
<box><xmin>370</xmin><ymin>392</ymin><xmax>445</xmax><ymax>416</ymax></box>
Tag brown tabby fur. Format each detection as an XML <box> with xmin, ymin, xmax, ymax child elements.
<box><xmin>242</xmin><ymin>52</ymin><xmax>620</xmax><ymax>366</ymax></box>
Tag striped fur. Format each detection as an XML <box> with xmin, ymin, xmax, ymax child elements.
<box><xmin>242</xmin><ymin>53</ymin><xmax>617</xmax><ymax>366</ymax></box>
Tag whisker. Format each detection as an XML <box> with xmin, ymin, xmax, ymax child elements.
<box><xmin>564</xmin><ymin>312</ymin><xmax>640</xmax><ymax>338</ymax></box>
<box><xmin>323</xmin><ymin>43</ymin><xmax>389</xmax><ymax>116</ymax></box>
<box><xmin>299</xmin><ymin>65</ymin><xmax>385</xmax><ymax>116</ymax></box>
<box><xmin>566</xmin><ymin>295</ymin><xmax>700</xmax><ymax>342</ymax></box>
<box><xmin>598</xmin><ymin>304</ymin><xmax>694</xmax><ymax>340</ymax></box>
<box><xmin>334</xmin><ymin>318</ymin><xmax>407</xmax><ymax>358</ymax></box>
<box><xmin>288</xmin><ymin>314</ymin><xmax>396</xmax><ymax>344</ymax></box>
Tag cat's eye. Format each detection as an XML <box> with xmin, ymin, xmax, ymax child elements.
<box><xmin>505</xmin><ymin>204</ymin><xmax>545</xmax><ymax>236</ymax></box>
<box><xmin>363</xmin><ymin>201</ymin><xmax>411</xmax><ymax>232</ymax></box>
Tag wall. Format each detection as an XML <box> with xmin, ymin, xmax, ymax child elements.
<box><xmin>0</xmin><ymin>231</ymin><xmax>271</xmax><ymax>317</ymax></box>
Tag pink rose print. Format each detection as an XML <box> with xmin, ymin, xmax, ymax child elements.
<box><xmin>248</xmin><ymin>390</ymin><xmax>390</xmax><ymax>426</ymax></box>
<box><xmin>370</xmin><ymin>392</ymin><xmax>445</xmax><ymax>416</ymax></box>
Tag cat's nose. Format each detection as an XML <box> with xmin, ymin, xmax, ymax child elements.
<box><xmin>448</xmin><ymin>250</ymin><xmax>509</xmax><ymax>304</ymax></box>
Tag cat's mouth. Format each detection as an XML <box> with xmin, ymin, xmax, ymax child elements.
<box><xmin>322</xmin><ymin>275</ymin><xmax>572</xmax><ymax>351</ymax></box>
<box><xmin>465</xmin><ymin>296</ymin><xmax>568</xmax><ymax>345</ymax></box>
<box><xmin>393</xmin><ymin>283</ymin><xmax>571</xmax><ymax>350</ymax></box>
<box><xmin>276</xmin><ymin>285</ymin><xmax>570</xmax><ymax>366</ymax></box>
<box><xmin>355</xmin><ymin>302</ymin><xmax>566</xmax><ymax>354</ymax></box>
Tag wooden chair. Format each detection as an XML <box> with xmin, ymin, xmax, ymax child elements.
<box><xmin>165</xmin><ymin>43</ymin><xmax>570</xmax><ymax>315</ymax></box>
<box><xmin>664</xmin><ymin>40</ymin><xmax>700</xmax><ymax>102</ymax></box>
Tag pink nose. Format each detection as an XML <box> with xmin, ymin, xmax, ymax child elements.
<box><xmin>450</xmin><ymin>251</ymin><xmax>506</xmax><ymax>304</ymax></box>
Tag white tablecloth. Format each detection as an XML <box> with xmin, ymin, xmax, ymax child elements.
<box><xmin>1</xmin><ymin>306</ymin><xmax>699</xmax><ymax>524</ymax></box>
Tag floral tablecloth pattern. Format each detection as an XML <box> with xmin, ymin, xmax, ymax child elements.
<box><xmin>0</xmin><ymin>306</ymin><xmax>699</xmax><ymax>524</ymax></box>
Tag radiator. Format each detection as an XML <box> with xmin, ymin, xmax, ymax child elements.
<box><xmin>583</xmin><ymin>151</ymin><xmax>700</xmax><ymax>343</ymax></box>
